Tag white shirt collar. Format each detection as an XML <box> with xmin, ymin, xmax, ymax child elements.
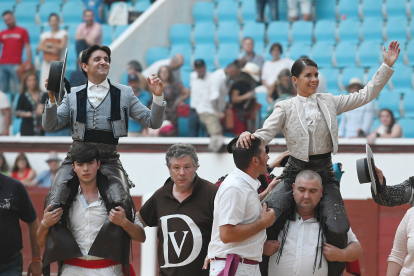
<box><xmin>297</xmin><ymin>93</ymin><xmax>317</xmax><ymax>103</ymax></box>
<box><xmin>88</xmin><ymin>78</ymin><xmax>109</xmax><ymax>90</ymax></box>
<box><xmin>234</xmin><ymin>168</ymin><xmax>260</xmax><ymax>191</ymax></box>
<box><xmin>296</xmin><ymin>212</ymin><xmax>317</xmax><ymax>222</ymax></box>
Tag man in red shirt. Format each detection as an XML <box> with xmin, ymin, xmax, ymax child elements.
<box><xmin>0</xmin><ymin>11</ymin><xmax>32</xmax><ymax>95</ymax></box>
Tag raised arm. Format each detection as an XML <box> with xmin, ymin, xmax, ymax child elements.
<box><xmin>42</xmin><ymin>80</ymin><xmax>71</xmax><ymax>132</ymax></box>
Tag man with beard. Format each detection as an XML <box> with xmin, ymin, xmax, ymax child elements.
<box><xmin>136</xmin><ymin>144</ymin><xmax>218</xmax><ymax>276</ymax></box>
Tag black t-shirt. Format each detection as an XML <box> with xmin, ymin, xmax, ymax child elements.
<box><xmin>0</xmin><ymin>173</ymin><xmax>37</xmax><ymax>260</ymax></box>
<box><xmin>139</xmin><ymin>175</ymin><xmax>218</xmax><ymax>276</ymax></box>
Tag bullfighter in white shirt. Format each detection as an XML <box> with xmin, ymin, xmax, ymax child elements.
<box><xmin>238</xmin><ymin>40</ymin><xmax>400</xmax><ymax>275</ymax></box>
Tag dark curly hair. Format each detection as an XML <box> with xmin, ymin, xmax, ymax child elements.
<box><xmin>80</xmin><ymin>44</ymin><xmax>111</xmax><ymax>77</ymax></box>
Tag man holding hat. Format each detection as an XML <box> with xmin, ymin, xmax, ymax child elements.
<box><xmin>29</xmin><ymin>151</ymin><xmax>61</xmax><ymax>187</ymax></box>
<box><xmin>338</xmin><ymin>78</ymin><xmax>375</xmax><ymax>138</ymax></box>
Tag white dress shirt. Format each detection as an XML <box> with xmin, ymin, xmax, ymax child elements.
<box><xmin>189</xmin><ymin>71</ymin><xmax>214</xmax><ymax>114</ymax></box>
<box><xmin>338</xmin><ymin>100</ymin><xmax>375</xmax><ymax>138</ymax></box>
<box><xmin>209</xmin><ymin>69</ymin><xmax>230</xmax><ymax>113</ymax></box>
<box><xmin>208</xmin><ymin>168</ymin><xmax>267</xmax><ymax>262</ymax></box>
<box><xmin>268</xmin><ymin>214</ymin><xmax>359</xmax><ymax>276</ymax></box>
<box><xmin>261</xmin><ymin>58</ymin><xmax>295</xmax><ymax>86</ymax></box>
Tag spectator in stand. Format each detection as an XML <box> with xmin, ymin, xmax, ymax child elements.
<box><xmin>28</xmin><ymin>151</ymin><xmax>61</xmax><ymax>188</ymax></box>
<box><xmin>287</xmin><ymin>0</ymin><xmax>311</xmax><ymax>21</ymax></box>
<box><xmin>142</xmin><ymin>54</ymin><xmax>184</xmax><ymax>83</ymax></box>
<box><xmin>256</xmin><ymin>0</ymin><xmax>278</xmax><ymax>22</ymax></box>
<box><xmin>262</xmin><ymin>43</ymin><xmax>294</xmax><ymax>91</ymax></box>
<box><xmin>37</xmin><ymin>13</ymin><xmax>68</xmax><ymax>91</ymax></box>
<box><xmin>241</xmin><ymin>37</ymin><xmax>265</xmax><ymax>69</ymax></box>
<box><xmin>74</xmin><ymin>10</ymin><xmax>102</xmax><ymax>55</ymax></box>
<box><xmin>266</xmin><ymin>69</ymin><xmax>296</xmax><ymax>104</ymax></box>
<box><xmin>16</xmin><ymin>72</ymin><xmax>47</xmax><ymax>136</ymax></box>
<box><xmin>367</xmin><ymin>108</ymin><xmax>403</xmax><ymax>144</ymax></box>
<box><xmin>11</xmin><ymin>153</ymin><xmax>36</xmax><ymax>186</ymax></box>
<box><xmin>0</xmin><ymin>11</ymin><xmax>32</xmax><ymax>95</ymax></box>
<box><xmin>0</xmin><ymin>89</ymin><xmax>10</xmax><ymax>136</ymax></box>
<box><xmin>189</xmin><ymin>59</ymin><xmax>209</xmax><ymax>137</ymax></box>
<box><xmin>127</xmin><ymin>60</ymin><xmax>150</xmax><ymax>92</ymax></box>
<box><xmin>128</xmin><ymin>74</ymin><xmax>151</xmax><ymax>137</ymax></box>
<box><xmin>339</xmin><ymin>78</ymin><xmax>375</xmax><ymax>138</ymax></box>
<box><xmin>69</xmin><ymin>53</ymin><xmax>88</xmax><ymax>87</ymax></box>
<box><xmin>0</xmin><ymin>152</ymin><xmax>9</xmax><ymax>175</ymax></box>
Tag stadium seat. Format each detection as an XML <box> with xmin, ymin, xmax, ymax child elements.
<box><xmin>178</xmin><ymin>117</ymin><xmax>189</xmax><ymax>137</ymax></box>
<box><xmin>385</xmin><ymin>0</ymin><xmax>407</xmax><ymax>18</ymax></box>
<box><xmin>361</xmin><ymin>17</ymin><xmax>384</xmax><ymax>43</ymax></box>
<box><xmin>403</xmin><ymin>93</ymin><xmax>414</xmax><ymax>118</ymax></box>
<box><xmin>390</xmin><ymin>64</ymin><xmax>413</xmax><ymax>92</ymax></box>
<box><xmin>193</xmin><ymin>22</ymin><xmax>216</xmax><ymax>45</ymax></box>
<box><xmin>241</xmin><ymin>0</ymin><xmax>256</xmax><ymax>22</ymax></box>
<box><xmin>242</xmin><ymin>22</ymin><xmax>265</xmax><ymax>45</ymax></box>
<box><xmin>21</xmin><ymin>43</ymin><xmax>38</xmax><ymax>63</ymax></box>
<box><xmin>217</xmin><ymin>21</ymin><xmax>240</xmax><ymax>44</ymax></box>
<box><xmin>180</xmin><ymin>69</ymin><xmax>192</xmax><ymax>89</ymax></box>
<box><xmin>255</xmin><ymin>92</ymin><xmax>269</xmax><ymax>121</ymax></box>
<box><xmin>62</xmin><ymin>1</ymin><xmax>84</xmax><ymax>23</ymax></box>
<box><xmin>170</xmin><ymin>44</ymin><xmax>192</xmax><ymax>70</ymax></box>
<box><xmin>335</xmin><ymin>42</ymin><xmax>358</xmax><ymax>67</ymax></box>
<box><xmin>315</xmin><ymin>0</ymin><xmax>336</xmax><ymax>20</ymax></box>
<box><xmin>20</xmin><ymin>23</ymin><xmax>41</xmax><ymax>45</ymax></box>
<box><xmin>114</xmin><ymin>25</ymin><xmax>128</xmax><ymax>39</ymax></box>
<box><xmin>311</xmin><ymin>42</ymin><xmax>334</xmax><ymax>68</ymax></box>
<box><xmin>337</xmin><ymin>0</ymin><xmax>360</xmax><ymax>20</ymax></box>
<box><xmin>120</xmin><ymin>71</ymin><xmax>128</xmax><ymax>85</ymax></box>
<box><xmin>66</xmin><ymin>43</ymin><xmax>77</xmax><ymax>72</ymax></box>
<box><xmin>398</xmin><ymin>117</ymin><xmax>414</xmax><ymax>138</ymax></box>
<box><xmin>194</xmin><ymin>44</ymin><xmax>216</xmax><ymax>71</ymax></box>
<box><xmin>338</xmin><ymin>19</ymin><xmax>360</xmax><ymax>43</ymax></box>
<box><xmin>267</xmin><ymin>21</ymin><xmax>289</xmax><ymax>44</ymax></box>
<box><xmin>341</xmin><ymin>67</ymin><xmax>365</xmax><ymax>89</ymax></box>
<box><xmin>192</xmin><ymin>1</ymin><xmax>215</xmax><ymax>23</ymax></box>
<box><xmin>385</xmin><ymin>17</ymin><xmax>408</xmax><ymax>43</ymax></box>
<box><xmin>216</xmin><ymin>1</ymin><xmax>239</xmax><ymax>22</ymax></box>
<box><xmin>319</xmin><ymin>67</ymin><xmax>340</xmax><ymax>95</ymax></box>
<box><xmin>370</xmin><ymin>117</ymin><xmax>381</xmax><ymax>133</ymax></box>
<box><xmin>101</xmin><ymin>24</ymin><xmax>113</xmax><ymax>45</ymax></box>
<box><xmin>277</xmin><ymin>0</ymin><xmax>288</xmax><ymax>21</ymax></box>
<box><xmin>217</xmin><ymin>43</ymin><xmax>240</xmax><ymax>68</ymax></box>
<box><xmin>0</xmin><ymin>3</ymin><xmax>15</xmax><ymax>16</ymax></box>
<box><xmin>407</xmin><ymin>41</ymin><xmax>414</xmax><ymax>66</ymax></box>
<box><xmin>14</xmin><ymin>2</ymin><xmax>38</xmax><ymax>24</ymax></box>
<box><xmin>265</xmin><ymin>42</ymin><xmax>288</xmax><ymax>60</ymax></box>
<box><xmin>134</xmin><ymin>1</ymin><xmax>150</xmax><ymax>12</ymax></box>
<box><xmin>378</xmin><ymin>92</ymin><xmax>402</xmax><ymax>118</ymax></box>
<box><xmin>291</xmin><ymin>21</ymin><xmax>313</xmax><ymax>45</ymax></box>
<box><xmin>362</xmin><ymin>0</ymin><xmax>384</xmax><ymax>19</ymax></box>
<box><xmin>65</xmin><ymin>23</ymin><xmax>79</xmax><ymax>43</ymax></box>
<box><xmin>169</xmin><ymin>24</ymin><xmax>192</xmax><ymax>45</ymax></box>
<box><xmin>39</xmin><ymin>2</ymin><xmax>61</xmax><ymax>23</ymax></box>
<box><xmin>314</xmin><ymin>20</ymin><xmax>336</xmax><ymax>44</ymax></box>
<box><xmin>254</xmin><ymin>42</ymin><xmax>265</xmax><ymax>56</ymax></box>
<box><xmin>358</xmin><ymin>41</ymin><xmax>382</xmax><ymax>67</ymax></box>
<box><xmin>145</xmin><ymin>47</ymin><xmax>169</xmax><ymax>67</ymax></box>
<box><xmin>288</xmin><ymin>42</ymin><xmax>311</xmax><ymax>61</ymax></box>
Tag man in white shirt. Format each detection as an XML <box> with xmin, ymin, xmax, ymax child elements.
<box><xmin>142</xmin><ymin>54</ymin><xmax>184</xmax><ymax>83</ymax></box>
<box><xmin>189</xmin><ymin>59</ymin><xmax>209</xmax><ymax>137</ymax></box>
<box><xmin>0</xmin><ymin>90</ymin><xmax>10</xmax><ymax>135</ymax></box>
<box><xmin>208</xmin><ymin>137</ymin><xmax>275</xmax><ymax>276</ymax></box>
<box><xmin>37</xmin><ymin>143</ymin><xmax>145</xmax><ymax>276</ymax></box>
<box><xmin>264</xmin><ymin>170</ymin><xmax>362</xmax><ymax>276</ymax></box>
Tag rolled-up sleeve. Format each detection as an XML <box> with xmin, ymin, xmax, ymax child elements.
<box><xmin>388</xmin><ymin>209</ymin><xmax>412</xmax><ymax>266</ymax></box>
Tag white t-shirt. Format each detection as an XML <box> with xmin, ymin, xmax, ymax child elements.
<box><xmin>209</xmin><ymin>69</ymin><xmax>229</xmax><ymax>113</ymax></box>
<box><xmin>261</xmin><ymin>58</ymin><xmax>295</xmax><ymax>86</ymax></box>
<box><xmin>40</xmin><ymin>29</ymin><xmax>68</xmax><ymax>60</ymax></box>
<box><xmin>0</xmin><ymin>91</ymin><xmax>10</xmax><ymax>134</ymax></box>
<box><xmin>189</xmin><ymin>71</ymin><xmax>215</xmax><ymax>114</ymax></box>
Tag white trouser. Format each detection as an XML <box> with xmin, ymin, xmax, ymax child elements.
<box><xmin>61</xmin><ymin>264</ymin><xmax>123</xmax><ymax>276</ymax></box>
<box><xmin>209</xmin><ymin>260</ymin><xmax>261</xmax><ymax>276</ymax></box>
<box><xmin>287</xmin><ymin>0</ymin><xmax>311</xmax><ymax>17</ymax></box>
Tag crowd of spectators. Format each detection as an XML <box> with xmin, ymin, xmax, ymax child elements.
<box><xmin>256</xmin><ymin>0</ymin><xmax>311</xmax><ymax>22</ymax></box>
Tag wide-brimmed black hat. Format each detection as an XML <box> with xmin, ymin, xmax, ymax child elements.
<box><xmin>46</xmin><ymin>48</ymin><xmax>70</xmax><ymax>105</ymax></box>
<box><xmin>356</xmin><ymin>144</ymin><xmax>380</xmax><ymax>195</ymax></box>
<box><xmin>227</xmin><ymin>136</ymin><xmax>269</xmax><ymax>154</ymax></box>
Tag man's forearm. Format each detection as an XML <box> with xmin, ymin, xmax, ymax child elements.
<box><xmin>220</xmin><ymin>220</ymin><xmax>265</xmax><ymax>244</ymax></box>
<box><xmin>339</xmin><ymin>242</ymin><xmax>363</xmax><ymax>262</ymax></box>
<box><xmin>36</xmin><ymin>220</ymin><xmax>50</xmax><ymax>248</ymax></box>
<box><xmin>28</xmin><ymin>220</ymin><xmax>41</xmax><ymax>257</ymax></box>
<box><xmin>121</xmin><ymin>220</ymin><xmax>146</xmax><ymax>242</ymax></box>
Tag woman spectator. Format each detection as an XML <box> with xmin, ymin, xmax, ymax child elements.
<box><xmin>157</xmin><ymin>65</ymin><xmax>188</xmax><ymax>136</ymax></box>
<box><xmin>37</xmin><ymin>13</ymin><xmax>68</xmax><ymax>91</ymax></box>
<box><xmin>266</xmin><ymin>68</ymin><xmax>296</xmax><ymax>104</ymax></box>
<box><xmin>11</xmin><ymin>153</ymin><xmax>36</xmax><ymax>186</ymax></box>
<box><xmin>261</xmin><ymin>43</ymin><xmax>294</xmax><ymax>90</ymax></box>
<box><xmin>367</xmin><ymin>108</ymin><xmax>402</xmax><ymax>143</ymax></box>
<box><xmin>16</xmin><ymin>72</ymin><xmax>47</xmax><ymax>136</ymax></box>
<box><xmin>0</xmin><ymin>152</ymin><xmax>9</xmax><ymax>175</ymax></box>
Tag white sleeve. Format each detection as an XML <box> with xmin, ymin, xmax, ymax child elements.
<box><xmin>134</xmin><ymin>214</ymin><xmax>144</xmax><ymax>229</ymax></box>
<box><xmin>347</xmin><ymin>227</ymin><xmax>359</xmax><ymax>244</ymax></box>
<box><xmin>0</xmin><ymin>93</ymin><xmax>10</xmax><ymax>109</ymax></box>
<box><xmin>218</xmin><ymin>186</ymin><xmax>247</xmax><ymax>226</ymax></box>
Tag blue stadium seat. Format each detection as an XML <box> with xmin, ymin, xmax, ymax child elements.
<box><xmin>385</xmin><ymin>0</ymin><xmax>407</xmax><ymax>18</ymax></box>
<box><xmin>335</xmin><ymin>42</ymin><xmax>358</xmax><ymax>67</ymax></box>
<box><xmin>407</xmin><ymin>41</ymin><xmax>414</xmax><ymax>66</ymax></box>
<box><xmin>145</xmin><ymin>47</ymin><xmax>169</xmax><ymax>67</ymax></box>
<box><xmin>192</xmin><ymin>1</ymin><xmax>215</xmax><ymax>23</ymax></box>
<box><xmin>102</xmin><ymin>24</ymin><xmax>113</xmax><ymax>45</ymax></box>
<box><xmin>169</xmin><ymin>24</ymin><xmax>192</xmax><ymax>45</ymax></box>
<box><xmin>20</xmin><ymin>23</ymin><xmax>41</xmax><ymax>45</ymax></box>
<box><xmin>315</xmin><ymin>0</ymin><xmax>336</xmax><ymax>20</ymax></box>
<box><xmin>338</xmin><ymin>19</ymin><xmax>360</xmax><ymax>43</ymax></box>
<box><xmin>385</xmin><ymin>17</ymin><xmax>408</xmax><ymax>43</ymax></box>
<box><xmin>39</xmin><ymin>2</ymin><xmax>61</xmax><ymax>23</ymax></box>
<box><xmin>178</xmin><ymin>117</ymin><xmax>189</xmax><ymax>137</ymax></box>
<box><xmin>193</xmin><ymin>22</ymin><xmax>216</xmax><ymax>45</ymax></box>
<box><xmin>14</xmin><ymin>2</ymin><xmax>38</xmax><ymax>24</ymax></box>
<box><xmin>66</xmin><ymin>43</ymin><xmax>77</xmax><ymax>73</ymax></box>
<box><xmin>291</xmin><ymin>21</ymin><xmax>313</xmax><ymax>45</ymax></box>
<box><xmin>217</xmin><ymin>22</ymin><xmax>240</xmax><ymax>44</ymax></box>
<box><xmin>242</xmin><ymin>22</ymin><xmax>265</xmax><ymax>45</ymax></box>
<box><xmin>370</xmin><ymin>117</ymin><xmax>381</xmax><ymax>133</ymax></box>
<box><xmin>65</xmin><ymin>23</ymin><xmax>78</xmax><ymax>43</ymax></box>
<box><xmin>341</xmin><ymin>67</ymin><xmax>365</xmax><ymax>89</ymax></box>
<box><xmin>170</xmin><ymin>44</ymin><xmax>192</xmax><ymax>70</ymax></box>
<box><xmin>358</xmin><ymin>41</ymin><xmax>381</xmax><ymax>67</ymax></box>
<box><xmin>120</xmin><ymin>71</ymin><xmax>128</xmax><ymax>85</ymax></box>
<box><xmin>241</xmin><ymin>0</ymin><xmax>256</xmax><ymax>22</ymax></box>
<box><xmin>217</xmin><ymin>43</ymin><xmax>240</xmax><ymax>68</ymax></box>
<box><xmin>361</xmin><ymin>17</ymin><xmax>383</xmax><ymax>43</ymax></box>
<box><xmin>362</xmin><ymin>0</ymin><xmax>384</xmax><ymax>18</ymax></box>
<box><xmin>254</xmin><ymin>42</ymin><xmax>265</xmax><ymax>56</ymax></box>
<box><xmin>398</xmin><ymin>117</ymin><xmax>414</xmax><ymax>137</ymax></box>
<box><xmin>0</xmin><ymin>3</ymin><xmax>15</xmax><ymax>16</ymax></box>
<box><xmin>255</xmin><ymin>92</ymin><xmax>269</xmax><ymax>121</ymax></box>
<box><xmin>265</xmin><ymin>42</ymin><xmax>288</xmax><ymax>60</ymax></box>
<box><xmin>62</xmin><ymin>1</ymin><xmax>84</xmax><ymax>23</ymax></box>
<box><xmin>403</xmin><ymin>93</ymin><xmax>414</xmax><ymax>118</ymax></box>
<box><xmin>337</xmin><ymin>0</ymin><xmax>360</xmax><ymax>20</ymax></box>
<box><xmin>216</xmin><ymin>1</ymin><xmax>239</xmax><ymax>22</ymax></box>
<box><xmin>21</xmin><ymin>43</ymin><xmax>37</xmax><ymax>63</ymax></box>
<box><xmin>267</xmin><ymin>21</ymin><xmax>289</xmax><ymax>44</ymax></box>
<box><xmin>180</xmin><ymin>69</ymin><xmax>192</xmax><ymax>89</ymax></box>
<box><xmin>311</xmin><ymin>42</ymin><xmax>334</xmax><ymax>68</ymax></box>
<box><xmin>390</xmin><ymin>64</ymin><xmax>412</xmax><ymax>93</ymax></box>
<box><xmin>134</xmin><ymin>1</ymin><xmax>150</xmax><ymax>12</ymax></box>
<box><xmin>314</xmin><ymin>20</ymin><xmax>336</xmax><ymax>44</ymax></box>
<box><xmin>319</xmin><ymin>67</ymin><xmax>340</xmax><ymax>95</ymax></box>
<box><xmin>378</xmin><ymin>92</ymin><xmax>402</xmax><ymax>119</ymax></box>
<box><xmin>277</xmin><ymin>0</ymin><xmax>288</xmax><ymax>21</ymax></box>
<box><xmin>288</xmin><ymin>42</ymin><xmax>311</xmax><ymax>61</ymax></box>
<box><xmin>194</xmin><ymin>44</ymin><xmax>216</xmax><ymax>71</ymax></box>
<box><xmin>114</xmin><ymin>25</ymin><xmax>128</xmax><ymax>39</ymax></box>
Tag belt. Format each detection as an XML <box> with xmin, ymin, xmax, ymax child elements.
<box><xmin>211</xmin><ymin>257</ymin><xmax>259</xmax><ymax>265</ymax></box>
<box><xmin>0</xmin><ymin>251</ymin><xmax>20</xmax><ymax>264</ymax></box>
<box><xmin>63</xmin><ymin>258</ymin><xmax>136</xmax><ymax>276</ymax></box>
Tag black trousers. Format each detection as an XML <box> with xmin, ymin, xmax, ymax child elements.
<box><xmin>260</xmin><ymin>154</ymin><xmax>350</xmax><ymax>276</ymax></box>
